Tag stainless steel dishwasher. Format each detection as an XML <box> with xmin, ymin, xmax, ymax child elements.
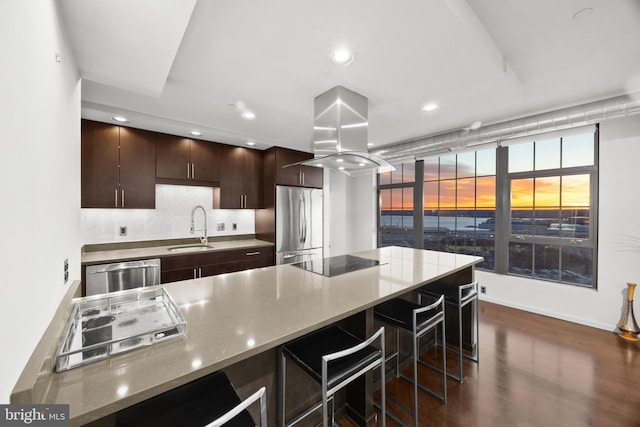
<box><xmin>85</xmin><ymin>259</ymin><xmax>161</xmax><ymax>296</ymax></box>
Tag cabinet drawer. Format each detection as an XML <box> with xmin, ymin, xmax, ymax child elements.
<box><xmin>211</xmin><ymin>246</ymin><xmax>273</xmax><ymax>263</ymax></box>
<box><xmin>161</xmin><ymin>252</ymin><xmax>222</xmax><ymax>271</ymax></box>
<box><xmin>160</xmin><ymin>246</ymin><xmax>274</xmax><ymax>283</ymax></box>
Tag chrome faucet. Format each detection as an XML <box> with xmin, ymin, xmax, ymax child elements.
<box><xmin>190</xmin><ymin>205</ymin><xmax>208</xmax><ymax>245</ymax></box>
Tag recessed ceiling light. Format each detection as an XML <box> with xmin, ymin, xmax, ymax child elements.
<box><xmin>338</xmin><ymin>166</ymin><xmax>345</xmax><ymax>170</ymax></box>
<box><xmin>421</xmin><ymin>103</ymin><xmax>440</xmax><ymax>114</ymax></box>
<box><xmin>359</xmin><ymin>163</ymin><xmax>366</xmax><ymax>167</ymax></box>
<box><xmin>330</xmin><ymin>48</ymin><xmax>353</xmax><ymax>66</ymax></box>
<box><xmin>112</xmin><ymin>116</ymin><xmax>129</xmax><ymax>123</ymax></box>
<box><xmin>336</xmin><ymin>158</ymin><xmax>344</xmax><ymax>163</ymax></box>
<box><xmin>189</xmin><ymin>130</ymin><xmax>202</xmax><ymax>137</ymax></box>
<box><xmin>246</xmin><ymin>141</ymin><xmax>256</xmax><ymax>146</ymax></box>
<box><xmin>367</xmin><ymin>143</ymin><xmax>374</xmax><ymax>147</ymax></box>
<box><xmin>241</xmin><ymin>111</ymin><xmax>256</xmax><ymax>120</ymax></box>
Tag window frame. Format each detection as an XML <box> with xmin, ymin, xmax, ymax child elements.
<box><xmin>376</xmin><ymin>125</ymin><xmax>599</xmax><ymax>289</ymax></box>
<box><xmin>498</xmin><ymin>127</ymin><xmax>599</xmax><ymax>288</ymax></box>
<box><xmin>378</xmin><ymin>162</ymin><xmax>423</xmax><ymax>249</ymax></box>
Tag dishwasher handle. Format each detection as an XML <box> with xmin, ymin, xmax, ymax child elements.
<box><xmin>89</xmin><ymin>262</ymin><xmax>160</xmax><ymax>274</ymax></box>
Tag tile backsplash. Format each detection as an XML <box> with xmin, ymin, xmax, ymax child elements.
<box><xmin>81</xmin><ymin>185</ymin><xmax>255</xmax><ymax>244</ymax></box>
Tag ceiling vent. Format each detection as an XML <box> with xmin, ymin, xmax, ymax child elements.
<box><xmin>373</xmin><ymin>92</ymin><xmax>640</xmax><ymax>163</ymax></box>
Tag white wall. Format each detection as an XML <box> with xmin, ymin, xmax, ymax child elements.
<box><xmin>479</xmin><ymin>114</ymin><xmax>640</xmax><ymax>331</ymax></box>
<box><xmin>0</xmin><ymin>0</ymin><xmax>81</xmax><ymax>403</ymax></box>
<box><xmin>324</xmin><ymin>169</ymin><xmax>377</xmax><ymax>257</ymax></box>
<box><xmin>81</xmin><ymin>185</ymin><xmax>255</xmax><ymax>244</ymax></box>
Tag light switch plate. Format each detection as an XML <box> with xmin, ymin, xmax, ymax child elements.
<box><xmin>232</xmin><ymin>223</ymin><xmax>237</xmax><ymax>231</ymax></box>
<box><xmin>119</xmin><ymin>226</ymin><xmax>127</xmax><ymax>236</ymax></box>
<box><xmin>217</xmin><ymin>223</ymin><xmax>225</xmax><ymax>231</ymax></box>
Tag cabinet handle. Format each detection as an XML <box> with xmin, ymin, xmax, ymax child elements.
<box><xmin>114</xmin><ymin>189</ymin><xmax>118</xmax><ymax>207</ymax></box>
<box><xmin>193</xmin><ymin>268</ymin><xmax>197</xmax><ymax>279</ymax></box>
<box><xmin>244</xmin><ymin>195</ymin><xmax>247</xmax><ymax>208</ymax></box>
<box><xmin>186</xmin><ymin>163</ymin><xmax>190</xmax><ymax>179</ymax></box>
<box><xmin>121</xmin><ymin>190</ymin><xmax>125</xmax><ymax>208</ymax></box>
<box><xmin>302</xmin><ymin>172</ymin><xmax>305</xmax><ymax>186</ymax></box>
<box><xmin>192</xmin><ymin>163</ymin><xmax>195</xmax><ymax>180</ymax></box>
<box><xmin>246</xmin><ymin>251</ymin><xmax>261</xmax><ymax>256</ymax></box>
<box><xmin>240</xmin><ymin>194</ymin><xmax>243</xmax><ymax>208</ymax></box>
<box><xmin>198</xmin><ymin>267</ymin><xmax>202</xmax><ymax>278</ymax></box>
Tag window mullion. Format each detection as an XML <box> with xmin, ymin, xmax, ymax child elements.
<box><xmin>495</xmin><ymin>146</ymin><xmax>509</xmax><ymax>274</ymax></box>
<box><xmin>414</xmin><ymin>161</ymin><xmax>424</xmax><ymax>249</ymax></box>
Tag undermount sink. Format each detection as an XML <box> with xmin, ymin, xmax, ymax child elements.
<box><xmin>167</xmin><ymin>244</ymin><xmax>215</xmax><ymax>252</ymax></box>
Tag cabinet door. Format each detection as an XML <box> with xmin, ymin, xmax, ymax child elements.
<box><xmin>155</xmin><ymin>133</ymin><xmax>191</xmax><ymax>180</ymax></box>
<box><xmin>275</xmin><ymin>148</ymin><xmax>308</xmax><ymax>186</ymax></box>
<box><xmin>299</xmin><ymin>165</ymin><xmax>323</xmax><ymax>188</ymax></box>
<box><xmin>219</xmin><ymin>145</ymin><xmax>244</xmax><ymax>208</ymax></box>
<box><xmin>81</xmin><ymin>120</ymin><xmax>120</xmax><ymax>208</ymax></box>
<box><xmin>190</xmin><ymin>139</ymin><xmax>220</xmax><ymax>182</ymax></box>
<box><xmin>274</xmin><ymin>148</ymin><xmax>322</xmax><ymax>188</ymax></box>
<box><xmin>119</xmin><ymin>127</ymin><xmax>156</xmax><ymax>209</ymax></box>
<box><xmin>243</xmin><ymin>148</ymin><xmax>263</xmax><ymax>208</ymax></box>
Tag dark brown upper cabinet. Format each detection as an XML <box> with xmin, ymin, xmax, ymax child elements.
<box><xmin>218</xmin><ymin>145</ymin><xmax>263</xmax><ymax>209</ymax></box>
<box><xmin>155</xmin><ymin>133</ymin><xmax>220</xmax><ymax>185</ymax></box>
<box><xmin>81</xmin><ymin>120</ymin><xmax>155</xmax><ymax>209</ymax></box>
<box><xmin>274</xmin><ymin>147</ymin><xmax>323</xmax><ymax>188</ymax></box>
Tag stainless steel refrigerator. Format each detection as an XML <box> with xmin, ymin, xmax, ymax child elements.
<box><xmin>276</xmin><ymin>186</ymin><xmax>323</xmax><ymax>264</ymax></box>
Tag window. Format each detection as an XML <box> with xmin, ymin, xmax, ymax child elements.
<box><xmin>377</xmin><ymin>126</ymin><xmax>599</xmax><ymax>288</ymax></box>
<box><xmin>422</xmin><ymin>149</ymin><xmax>496</xmax><ymax>270</ymax></box>
<box><xmin>378</xmin><ymin>162</ymin><xmax>416</xmax><ymax>248</ymax></box>
<box><xmin>506</xmin><ymin>131</ymin><xmax>597</xmax><ymax>286</ymax></box>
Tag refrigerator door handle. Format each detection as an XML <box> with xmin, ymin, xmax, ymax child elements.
<box><xmin>282</xmin><ymin>250</ymin><xmax>320</xmax><ymax>259</ymax></box>
<box><xmin>301</xmin><ymin>193</ymin><xmax>307</xmax><ymax>244</ymax></box>
<box><xmin>298</xmin><ymin>195</ymin><xmax>304</xmax><ymax>246</ymax></box>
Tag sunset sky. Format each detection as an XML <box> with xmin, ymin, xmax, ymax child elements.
<box><xmin>381</xmin><ymin>174</ymin><xmax>589</xmax><ymax>211</ymax></box>
<box><xmin>380</xmin><ymin>138</ymin><xmax>592</xmax><ymax>212</ymax></box>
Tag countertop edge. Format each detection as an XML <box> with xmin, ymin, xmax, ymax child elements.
<box><xmin>81</xmin><ymin>238</ymin><xmax>275</xmax><ymax>265</ymax></box>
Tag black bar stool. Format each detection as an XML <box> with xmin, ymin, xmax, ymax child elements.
<box><xmin>418</xmin><ymin>280</ymin><xmax>479</xmax><ymax>383</ymax></box>
<box><xmin>373</xmin><ymin>295</ymin><xmax>446</xmax><ymax>427</ymax></box>
<box><xmin>278</xmin><ymin>325</ymin><xmax>386</xmax><ymax>427</ymax></box>
<box><xmin>115</xmin><ymin>371</ymin><xmax>267</xmax><ymax>427</ymax></box>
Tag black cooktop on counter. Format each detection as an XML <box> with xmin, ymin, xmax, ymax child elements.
<box><xmin>291</xmin><ymin>254</ymin><xmax>381</xmax><ymax>277</ymax></box>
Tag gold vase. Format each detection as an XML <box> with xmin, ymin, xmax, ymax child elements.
<box><xmin>617</xmin><ymin>282</ymin><xmax>640</xmax><ymax>342</ymax></box>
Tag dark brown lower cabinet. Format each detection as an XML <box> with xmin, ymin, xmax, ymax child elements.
<box><xmin>160</xmin><ymin>246</ymin><xmax>274</xmax><ymax>283</ymax></box>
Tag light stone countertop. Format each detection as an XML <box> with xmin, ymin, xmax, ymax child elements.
<box><xmin>15</xmin><ymin>247</ymin><xmax>482</xmax><ymax>426</ymax></box>
<box><xmin>81</xmin><ymin>238</ymin><xmax>274</xmax><ymax>265</ymax></box>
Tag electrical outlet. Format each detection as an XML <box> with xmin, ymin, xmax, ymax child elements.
<box><xmin>232</xmin><ymin>223</ymin><xmax>237</xmax><ymax>231</ymax></box>
<box><xmin>119</xmin><ymin>226</ymin><xmax>127</xmax><ymax>236</ymax></box>
<box><xmin>217</xmin><ymin>223</ymin><xmax>225</xmax><ymax>231</ymax></box>
<box><xmin>480</xmin><ymin>286</ymin><xmax>486</xmax><ymax>294</ymax></box>
<box><xmin>64</xmin><ymin>258</ymin><xmax>69</xmax><ymax>284</ymax></box>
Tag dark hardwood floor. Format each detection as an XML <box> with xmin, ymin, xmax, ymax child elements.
<box><xmin>345</xmin><ymin>301</ymin><xmax>640</xmax><ymax>427</ymax></box>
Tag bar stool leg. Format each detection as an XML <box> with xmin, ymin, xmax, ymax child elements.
<box><xmin>441</xmin><ymin>317</ymin><xmax>447</xmax><ymax>403</ymax></box>
<box><xmin>413</xmin><ymin>330</ymin><xmax>419</xmax><ymax>427</ymax></box>
<box><xmin>458</xmin><ymin>303</ymin><xmax>464</xmax><ymax>383</ymax></box>
<box><xmin>279</xmin><ymin>350</ymin><xmax>285</xmax><ymax>427</ymax></box>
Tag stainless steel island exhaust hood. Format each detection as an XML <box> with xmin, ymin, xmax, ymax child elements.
<box><xmin>287</xmin><ymin>86</ymin><xmax>395</xmax><ymax>177</ymax></box>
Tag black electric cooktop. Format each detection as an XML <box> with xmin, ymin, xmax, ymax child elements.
<box><xmin>291</xmin><ymin>254</ymin><xmax>381</xmax><ymax>277</ymax></box>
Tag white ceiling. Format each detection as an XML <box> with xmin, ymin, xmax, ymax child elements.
<box><xmin>60</xmin><ymin>0</ymin><xmax>640</xmax><ymax>153</ymax></box>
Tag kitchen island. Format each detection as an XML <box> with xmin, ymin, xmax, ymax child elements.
<box><xmin>12</xmin><ymin>247</ymin><xmax>482</xmax><ymax>426</ymax></box>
